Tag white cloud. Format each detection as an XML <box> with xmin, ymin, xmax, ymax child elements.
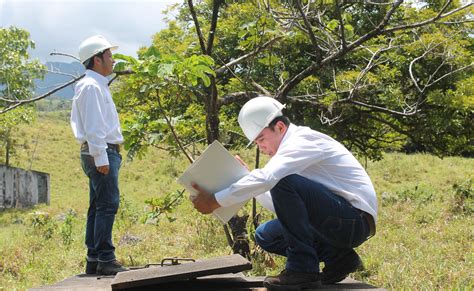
<box><xmin>0</xmin><ymin>0</ymin><xmax>181</xmax><ymax>63</ymax></box>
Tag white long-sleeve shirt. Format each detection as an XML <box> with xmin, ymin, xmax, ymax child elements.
<box><xmin>215</xmin><ymin>124</ymin><xmax>378</xmax><ymax>222</ymax></box>
<box><xmin>70</xmin><ymin>70</ymin><xmax>123</xmax><ymax>166</ymax></box>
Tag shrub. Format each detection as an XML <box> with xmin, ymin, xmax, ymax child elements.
<box><xmin>450</xmin><ymin>179</ymin><xmax>473</xmax><ymax>215</ymax></box>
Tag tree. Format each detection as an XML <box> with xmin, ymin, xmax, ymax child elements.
<box><xmin>112</xmin><ymin>0</ymin><xmax>472</xmax><ymax>257</ymax></box>
<box><xmin>0</xmin><ymin>27</ymin><xmax>44</xmax><ymax>165</ymax></box>
<box><xmin>115</xmin><ymin>0</ymin><xmax>472</xmax><ymax>161</ymax></box>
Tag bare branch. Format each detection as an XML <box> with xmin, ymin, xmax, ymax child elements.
<box><xmin>320</xmin><ymin>111</ymin><xmax>343</xmax><ymax>126</ymax></box>
<box><xmin>407</xmin><ymin>40</ymin><xmax>472</xmax><ymax>93</ymax></box>
<box><xmin>0</xmin><ymin>70</ymin><xmax>133</xmax><ymax>114</ymax></box>
<box><xmin>251</xmin><ymin>80</ymin><xmax>272</xmax><ymax>96</ymax></box>
<box><xmin>435</xmin><ymin>19</ymin><xmax>474</xmax><ymax>25</ymax></box>
<box><xmin>0</xmin><ymin>74</ymin><xmax>85</xmax><ymax>114</ymax></box>
<box><xmin>156</xmin><ymin>89</ymin><xmax>194</xmax><ymax>164</ymax></box>
<box><xmin>215</xmin><ymin>37</ymin><xmax>283</xmax><ymax>76</ymax></box>
<box><xmin>42</xmin><ymin>68</ymin><xmax>77</xmax><ymax>79</ymax></box>
<box><xmin>385</xmin><ymin>1</ymin><xmax>472</xmax><ymax>33</ymax></box>
<box><xmin>295</xmin><ymin>0</ymin><xmax>323</xmax><ymax>61</ymax></box>
<box><xmin>276</xmin><ymin>1</ymin><xmax>403</xmax><ymax>100</ymax></box>
<box><xmin>428</xmin><ymin>63</ymin><xmax>474</xmax><ymax>87</ymax></box>
<box><xmin>346</xmin><ymin>0</ymin><xmax>403</xmax><ymax>52</ymax></box>
<box><xmin>108</xmin><ymin>69</ymin><xmax>134</xmax><ymax>86</ymax></box>
<box><xmin>49</xmin><ymin>51</ymin><xmax>80</xmax><ymax>62</ymax></box>
<box><xmin>348</xmin><ymin>99</ymin><xmax>420</xmax><ymax>116</ymax></box>
<box><xmin>342</xmin><ymin>42</ymin><xmax>395</xmax><ymax>102</ymax></box>
<box><xmin>218</xmin><ymin>91</ymin><xmax>261</xmax><ymax>107</ymax></box>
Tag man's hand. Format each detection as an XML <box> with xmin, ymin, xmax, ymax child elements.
<box><xmin>190</xmin><ymin>183</ymin><xmax>221</xmax><ymax>214</ymax></box>
<box><xmin>97</xmin><ymin>165</ymin><xmax>109</xmax><ymax>175</ymax></box>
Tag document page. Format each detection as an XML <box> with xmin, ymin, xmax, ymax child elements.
<box><xmin>177</xmin><ymin>140</ymin><xmax>249</xmax><ymax>224</ymax></box>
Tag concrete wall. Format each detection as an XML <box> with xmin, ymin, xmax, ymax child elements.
<box><xmin>0</xmin><ymin>165</ymin><xmax>50</xmax><ymax>209</ymax></box>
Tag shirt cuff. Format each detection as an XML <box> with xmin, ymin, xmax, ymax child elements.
<box><xmin>93</xmin><ymin>151</ymin><xmax>109</xmax><ymax>167</ymax></box>
<box><xmin>214</xmin><ymin>188</ymin><xmax>233</xmax><ymax>207</ymax></box>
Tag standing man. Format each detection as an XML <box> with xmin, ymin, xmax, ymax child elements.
<box><xmin>191</xmin><ymin>96</ymin><xmax>377</xmax><ymax>290</ymax></box>
<box><xmin>71</xmin><ymin>35</ymin><xmax>128</xmax><ymax>276</ymax></box>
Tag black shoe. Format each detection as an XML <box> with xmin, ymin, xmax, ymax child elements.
<box><xmin>96</xmin><ymin>260</ymin><xmax>129</xmax><ymax>276</ymax></box>
<box><xmin>263</xmin><ymin>269</ymin><xmax>321</xmax><ymax>290</ymax></box>
<box><xmin>85</xmin><ymin>260</ymin><xmax>98</xmax><ymax>275</ymax></box>
<box><xmin>321</xmin><ymin>249</ymin><xmax>363</xmax><ymax>284</ymax></box>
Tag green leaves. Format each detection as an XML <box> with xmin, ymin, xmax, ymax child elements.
<box><xmin>0</xmin><ymin>27</ymin><xmax>42</xmax><ymax>164</ymax></box>
<box><xmin>142</xmin><ymin>190</ymin><xmax>185</xmax><ymax>225</ymax></box>
<box><xmin>178</xmin><ymin>55</ymin><xmax>216</xmax><ymax>87</ymax></box>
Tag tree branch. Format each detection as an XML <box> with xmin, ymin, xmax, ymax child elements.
<box><xmin>188</xmin><ymin>0</ymin><xmax>207</xmax><ymax>54</ymax></box>
<box><xmin>385</xmin><ymin>1</ymin><xmax>472</xmax><ymax>33</ymax></box>
<box><xmin>295</xmin><ymin>0</ymin><xmax>323</xmax><ymax>61</ymax></box>
<box><xmin>215</xmin><ymin>36</ymin><xmax>282</xmax><ymax>76</ymax></box>
<box><xmin>0</xmin><ymin>74</ymin><xmax>85</xmax><ymax>114</ymax></box>
<box><xmin>276</xmin><ymin>1</ymin><xmax>403</xmax><ymax>100</ymax></box>
<box><xmin>335</xmin><ymin>0</ymin><xmax>347</xmax><ymax>51</ymax></box>
<box><xmin>156</xmin><ymin>89</ymin><xmax>194</xmax><ymax>164</ymax></box>
<box><xmin>218</xmin><ymin>91</ymin><xmax>261</xmax><ymax>107</ymax></box>
<box><xmin>49</xmin><ymin>51</ymin><xmax>80</xmax><ymax>62</ymax></box>
<box><xmin>0</xmin><ymin>70</ymin><xmax>133</xmax><ymax>114</ymax></box>
<box><xmin>206</xmin><ymin>0</ymin><xmax>224</xmax><ymax>55</ymax></box>
<box><xmin>251</xmin><ymin>80</ymin><xmax>272</xmax><ymax>96</ymax></box>
<box><xmin>348</xmin><ymin>99</ymin><xmax>420</xmax><ymax>116</ymax></box>
<box><xmin>428</xmin><ymin>63</ymin><xmax>474</xmax><ymax>87</ymax></box>
<box><xmin>108</xmin><ymin>69</ymin><xmax>134</xmax><ymax>86</ymax></box>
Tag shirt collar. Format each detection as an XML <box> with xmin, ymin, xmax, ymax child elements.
<box><xmin>85</xmin><ymin>69</ymin><xmax>109</xmax><ymax>86</ymax></box>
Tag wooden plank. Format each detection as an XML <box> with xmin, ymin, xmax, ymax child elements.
<box><xmin>29</xmin><ymin>274</ymin><xmax>114</xmax><ymax>291</ymax></box>
<box><xmin>30</xmin><ymin>274</ymin><xmax>384</xmax><ymax>291</ymax></box>
<box><xmin>111</xmin><ymin>254</ymin><xmax>252</xmax><ymax>289</ymax></box>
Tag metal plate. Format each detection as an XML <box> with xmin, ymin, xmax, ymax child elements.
<box><xmin>111</xmin><ymin>254</ymin><xmax>252</xmax><ymax>289</ymax></box>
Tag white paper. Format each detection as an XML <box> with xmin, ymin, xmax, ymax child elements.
<box><xmin>177</xmin><ymin>140</ymin><xmax>249</xmax><ymax>224</ymax></box>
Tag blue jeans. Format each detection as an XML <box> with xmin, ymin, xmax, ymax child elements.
<box><xmin>255</xmin><ymin>174</ymin><xmax>371</xmax><ymax>273</ymax></box>
<box><xmin>80</xmin><ymin>148</ymin><xmax>122</xmax><ymax>262</ymax></box>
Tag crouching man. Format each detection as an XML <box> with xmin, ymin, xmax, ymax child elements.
<box><xmin>191</xmin><ymin>96</ymin><xmax>377</xmax><ymax>290</ymax></box>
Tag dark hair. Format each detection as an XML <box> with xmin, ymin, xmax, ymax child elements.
<box><xmin>85</xmin><ymin>50</ymin><xmax>106</xmax><ymax>70</ymax></box>
<box><xmin>268</xmin><ymin>115</ymin><xmax>290</xmax><ymax>130</ymax></box>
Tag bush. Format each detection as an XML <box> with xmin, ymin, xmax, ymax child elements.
<box><xmin>450</xmin><ymin>179</ymin><xmax>473</xmax><ymax>215</ymax></box>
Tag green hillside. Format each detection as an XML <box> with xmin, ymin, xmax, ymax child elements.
<box><xmin>0</xmin><ymin>112</ymin><xmax>472</xmax><ymax>290</ymax></box>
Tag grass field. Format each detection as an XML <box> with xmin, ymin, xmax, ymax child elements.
<box><xmin>0</xmin><ymin>111</ymin><xmax>472</xmax><ymax>290</ymax></box>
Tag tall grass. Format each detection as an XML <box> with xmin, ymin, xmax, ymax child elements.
<box><xmin>0</xmin><ymin>112</ymin><xmax>472</xmax><ymax>290</ymax></box>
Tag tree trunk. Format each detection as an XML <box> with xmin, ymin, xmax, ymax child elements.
<box><xmin>205</xmin><ymin>83</ymin><xmax>220</xmax><ymax>144</ymax></box>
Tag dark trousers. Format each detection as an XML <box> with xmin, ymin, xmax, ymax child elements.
<box><xmin>255</xmin><ymin>174</ymin><xmax>371</xmax><ymax>273</ymax></box>
<box><xmin>80</xmin><ymin>148</ymin><xmax>121</xmax><ymax>262</ymax></box>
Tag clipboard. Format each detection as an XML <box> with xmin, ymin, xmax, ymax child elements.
<box><xmin>177</xmin><ymin>141</ymin><xmax>249</xmax><ymax>224</ymax></box>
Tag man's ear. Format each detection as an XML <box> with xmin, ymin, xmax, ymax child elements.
<box><xmin>277</xmin><ymin>121</ymin><xmax>286</xmax><ymax>134</ymax></box>
<box><xmin>93</xmin><ymin>55</ymin><xmax>101</xmax><ymax>67</ymax></box>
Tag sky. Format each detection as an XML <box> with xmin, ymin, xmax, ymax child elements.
<box><xmin>0</xmin><ymin>0</ymin><xmax>181</xmax><ymax>64</ymax></box>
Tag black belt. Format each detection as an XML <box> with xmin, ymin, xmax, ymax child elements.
<box><xmin>359</xmin><ymin>210</ymin><xmax>376</xmax><ymax>238</ymax></box>
<box><xmin>81</xmin><ymin>142</ymin><xmax>120</xmax><ymax>153</ymax></box>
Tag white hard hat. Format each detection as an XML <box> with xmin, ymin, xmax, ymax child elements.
<box><xmin>238</xmin><ymin>96</ymin><xmax>286</xmax><ymax>146</ymax></box>
<box><xmin>78</xmin><ymin>35</ymin><xmax>118</xmax><ymax>64</ymax></box>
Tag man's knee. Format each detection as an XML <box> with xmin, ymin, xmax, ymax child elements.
<box><xmin>271</xmin><ymin>174</ymin><xmax>305</xmax><ymax>199</ymax></box>
<box><xmin>255</xmin><ymin>223</ymin><xmax>267</xmax><ymax>248</ymax></box>
<box><xmin>96</xmin><ymin>200</ymin><xmax>119</xmax><ymax>215</ymax></box>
